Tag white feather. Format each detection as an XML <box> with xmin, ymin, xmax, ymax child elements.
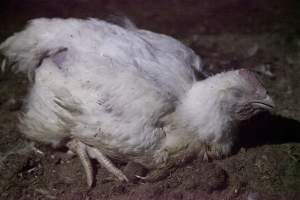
<box><xmin>0</xmin><ymin>18</ymin><xmax>272</xmax><ymax>168</ymax></box>
<box><xmin>0</xmin><ymin>18</ymin><xmax>199</xmax><ymax>155</ymax></box>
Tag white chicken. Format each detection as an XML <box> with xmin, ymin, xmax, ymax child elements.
<box><xmin>0</xmin><ymin>18</ymin><xmax>274</xmax><ymax>187</ymax></box>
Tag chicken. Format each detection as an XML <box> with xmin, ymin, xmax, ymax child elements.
<box><xmin>0</xmin><ymin>18</ymin><xmax>274</xmax><ymax>187</ymax></box>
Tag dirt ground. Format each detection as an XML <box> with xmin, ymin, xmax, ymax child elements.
<box><xmin>0</xmin><ymin>1</ymin><xmax>300</xmax><ymax>200</ymax></box>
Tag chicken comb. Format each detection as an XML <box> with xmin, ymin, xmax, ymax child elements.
<box><xmin>238</xmin><ymin>68</ymin><xmax>264</xmax><ymax>89</ymax></box>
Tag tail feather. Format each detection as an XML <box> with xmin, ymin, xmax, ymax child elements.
<box><xmin>0</xmin><ymin>23</ymin><xmax>42</xmax><ymax>74</ymax></box>
<box><xmin>0</xmin><ymin>18</ymin><xmax>68</xmax><ymax>76</ymax></box>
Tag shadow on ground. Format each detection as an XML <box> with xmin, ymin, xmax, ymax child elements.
<box><xmin>239</xmin><ymin>113</ymin><xmax>300</xmax><ymax>148</ymax></box>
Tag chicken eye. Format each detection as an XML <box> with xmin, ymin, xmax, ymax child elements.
<box><xmin>229</xmin><ymin>88</ymin><xmax>243</xmax><ymax>98</ymax></box>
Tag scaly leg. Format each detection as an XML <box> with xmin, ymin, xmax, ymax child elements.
<box><xmin>66</xmin><ymin>139</ymin><xmax>128</xmax><ymax>187</ymax></box>
<box><xmin>66</xmin><ymin>139</ymin><xmax>94</xmax><ymax>187</ymax></box>
<box><xmin>86</xmin><ymin>146</ymin><xmax>129</xmax><ymax>182</ymax></box>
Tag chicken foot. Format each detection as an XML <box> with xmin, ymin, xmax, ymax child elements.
<box><xmin>66</xmin><ymin>139</ymin><xmax>128</xmax><ymax>187</ymax></box>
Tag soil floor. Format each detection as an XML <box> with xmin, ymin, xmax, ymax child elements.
<box><xmin>0</xmin><ymin>1</ymin><xmax>299</xmax><ymax>199</ymax></box>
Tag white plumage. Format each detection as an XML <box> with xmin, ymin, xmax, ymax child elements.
<box><xmin>0</xmin><ymin>18</ymin><xmax>274</xmax><ymax>186</ymax></box>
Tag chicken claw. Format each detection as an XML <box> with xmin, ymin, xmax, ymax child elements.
<box><xmin>86</xmin><ymin>146</ymin><xmax>129</xmax><ymax>182</ymax></box>
<box><xmin>66</xmin><ymin>139</ymin><xmax>94</xmax><ymax>187</ymax></box>
<box><xmin>67</xmin><ymin>139</ymin><xmax>128</xmax><ymax>187</ymax></box>
<box><xmin>200</xmin><ymin>143</ymin><xmax>228</xmax><ymax>161</ymax></box>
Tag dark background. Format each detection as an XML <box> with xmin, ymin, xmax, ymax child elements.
<box><xmin>0</xmin><ymin>0</ymin><xmax>299</xmax><ymax>36</ymax></box>
<box><xmin>0</xmin><ymin>1</ymin><xmax>300</xmax><ymax>200</ymax></box>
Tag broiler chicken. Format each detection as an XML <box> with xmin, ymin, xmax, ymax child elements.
<box><xmin>0</xmin><ymin>18</ymin><xmax>274</xmax><ymax>187</ymax></box>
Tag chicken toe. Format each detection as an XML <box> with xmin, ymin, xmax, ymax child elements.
<box><xmin>86</xmin><ymin>146</ymin><xmax>129</xmax><ymax>182</ymax></box>
<box><xmin>66</xmin><ymin>139</ymin><xmax>94</xmax><ymax>187</ymax></box>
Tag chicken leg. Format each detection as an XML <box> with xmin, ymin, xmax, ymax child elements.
<box><xmin>67</xmin><ymin>139</ymin><xmax>128</xmax><ymax>187</ymax></box>
<box><xmin>200</xmin><ymin>142</ymin><xmax>232</xmax><ymax>161</ymax></box>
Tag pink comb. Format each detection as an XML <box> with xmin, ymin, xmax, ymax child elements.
<box><xmin>238</xmin><ymin>68</ymin><xmax>264</xmax><ymax>90</ymax></box>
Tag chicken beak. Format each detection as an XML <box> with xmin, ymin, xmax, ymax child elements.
<box><xmin>250</xmin><ymin>95</ymin><xmax>275</xmax><ymax>111</ymax></box>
